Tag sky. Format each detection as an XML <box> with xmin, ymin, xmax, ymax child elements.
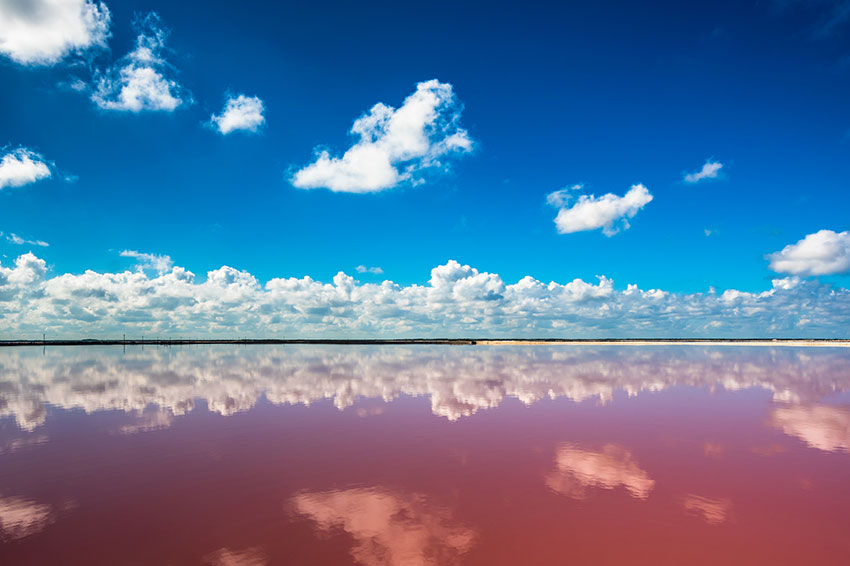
<box><xmin>1</xmin><ymin>0</ymin><xmax>849</xmax><ymax>338</ymax></box>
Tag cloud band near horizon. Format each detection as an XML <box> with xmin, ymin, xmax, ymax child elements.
<box><xmin>1</xmin><ymin>253</ymin><xmax>848</xmax><ymax>339</ymax></box>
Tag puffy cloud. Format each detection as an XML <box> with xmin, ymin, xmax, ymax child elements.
<box><xmin>0</xmin><ymin>0</ymin><xmax>110</xmax><ymax>65</ymax></box>
<box><xmin>0</xmin><ymin>148</ymin><xmax>51</xmax><ymax>190</ymax></box>
<box><xmin>209</xmin><ymin>94</ymin><xmax>266</xmax><ymax>135</ymax></box>
<box><xmin>770</xmin><ymin>404</ymin><xmax>850</xmax><ymax>452</ymax></box>
<box><xmin>0</xmin><ymin>253</ymin><xmax>848</xmax><ymax>339</ymax></box>
<box><xmin>291</xmin><ymin>487</ymin><xmax>476</xmax><ymax>566</ymax></box>
<box><xmin>683</xmin><ymin>160</ymin><xmax>723</xmax><ymax>183</ymax></box>
<box><xmin>547</xmin><ymin>184</ymin><xmax>653</xmax><ymax>236</ymax></box>
<box><xmin>3</xmin><ymin>232</ymin><xmax>49</xmax><ymax>247</ymax></box>
<box><xmin>120</xmin><ymin>250</ymin><xmax>174</xmax><ymax>274</ymax></box>
<box><xmin>1</xmin><ymin>342</ymin><xmax>849</xmax><ymax>429</ymax></box>
<box><xmin>545</xmin><ymin>444</ymin><xmax>655</xmax><ymax>500</ymax></box>
<box><xmin>356</xmin><ymin>265</ymin><xmax>384</xmax><ymax>274</ymax></box>
<box><xmin>291</xmin><ymin>80</ymin><xmax>473</xmax><ymax>193</ymax></box>
<box><xmin>545</xmin><ymin>184</ymin><xmax>583</xmax><ymax>208</ymax></box>
<box><xmin>682</xmin><ymin>494</ymin><xmax>732</xmax><ymax>525</ymax></box>
<box><xmin>767</xmin><ymin>230</ymin><xmax>850</xmax><ymax>276</ymax></box>
<box><xmin>92</xmin><ymin>13</ymin><xmax>187</xmax><ymax>112</ymax></box>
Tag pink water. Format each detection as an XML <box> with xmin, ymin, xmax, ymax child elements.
<box><xmin>1</xmin><ymin>345</ymin><xmax>849</xmax><ymax>565</ymax></box>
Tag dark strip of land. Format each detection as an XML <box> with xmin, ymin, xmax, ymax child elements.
<box><xmin>0</xmin><ymin>338</ymin><xmax>848</xmax><ymax>347</ymax></box>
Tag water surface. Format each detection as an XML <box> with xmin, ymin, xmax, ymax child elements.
<box><xmin>1</xmin><ymin>344</ymin><xmax>849</xmax><ymax>565</ymax></box>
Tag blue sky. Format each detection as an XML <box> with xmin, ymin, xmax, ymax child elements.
<box><xmin>1</xmin><ymin>0</ymin><xmax>849</xmax><ymax>337</ymax></box>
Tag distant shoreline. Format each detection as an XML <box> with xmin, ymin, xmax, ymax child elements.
<box><xmin>1</xmin><ymin>338</ymin><xmax>848</xmax><ymax>348</ymax></box>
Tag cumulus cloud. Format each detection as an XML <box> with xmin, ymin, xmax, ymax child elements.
<box><xmin>0</xmin><ymin>253</ymin><xmax>848</xmax><ymax>340</ymax></box>
<box><xmin>209</xmin><ymin>94</ymin><xmax>265</xmax><ymax>135</ymax></box>
<box><xmin>356</xmin><ymin>265</ymin><xmax>383</xmax><ymax>274</ymax></box>
<box><xmin>292</xmin><ymin>487</ymin><xmax>476</xmax><ymax>566</ymax></box>
<box><xmin>547</xmin><ymin>184</ymin><xmax>653</xmax><ymax>236</ymax></box>
<box><xmin>120</xmin><ymin>250</ymin><xmax>174</xmax><ymax>274</ymax></box>
<box><xmin>291</xmin><ymin>80</ymin><xmax>473</xmax><ymax>193</ymax></box>
<box><xmin>545</xmin><ymin>444</ymin><xmax>655</xmax><ymax>500</ymax></box>
<box><xmin>92</xmin><ymin>12</ymin><xmax>187</xmax><ymax>112</ymax></box>
<box><xmin>0</xmin><ymin>148</ymin><xmax>51</xmax><ymax>190</ymax></box>
<box><xmin>684</xmin><ymin>160</ymin><xmax>723</xmax><ymax>183</ymax></box>
<box><xmin>0</xmin><ymin>0</ymin><xmax>110</xmax><ymax>65</ymax></box>
<box><xmin>3</xmin><ymin>232</ymin><xmax>49</xmax><ymax>247</ymax></box>
<box><xmin>767</xmin><ymin>230</ymin><xmax>850</xmax><ymax>276</ymax></box>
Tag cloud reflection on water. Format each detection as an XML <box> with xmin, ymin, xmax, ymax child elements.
<box><xmin>0</xmin><ymin>495</ymin><xmax>55</xmax><ymax>541</ymax></box>
<box><xmin>203</xmin><ymin>547</ymin><xmax>267</xmax><ymax>566</ymax></box>
<box><xmin>545</xmin><ymin>443</ymin><xmax>655</xmax><ymax>500</ymax></box>
<box><xmin>682</xmin><ymin>494</ymin><xmax>732</xmax><ymax>525</ymax></box>
<box><xmin>770</xmin><ymin>404</ymin><xmax>850</xmax><ymax>453</ymax></box>
<box><xmin>291</xmin><ymin>487</ymin><xmax>476</xmax><ymax>566</ymax></box>
<box><xmin>0</xmin><ymin>345</ymin><xmax>847</xmax><ymax>442</ymax></box>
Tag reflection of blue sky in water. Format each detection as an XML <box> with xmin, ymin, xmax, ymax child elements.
<box><xmin>0</xmin><ymin>345</ymin><xmax>849</xmax><ymax>452</ymax></box>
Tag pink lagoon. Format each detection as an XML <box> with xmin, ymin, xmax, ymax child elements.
<box><xmin>1</xmin><ymin>344</ymin><xmax>849</xmax><ymax>565</ymax></box>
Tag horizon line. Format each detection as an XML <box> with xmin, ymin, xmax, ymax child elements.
<box><xmin>1</xmin><ymin>338</ymin><xmax>849</xmax><ymax>348</ymax></box>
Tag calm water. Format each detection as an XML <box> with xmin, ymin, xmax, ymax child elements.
<box><xmin>1</xmin><ymin>344</ymin><xmax>849</xmax><ymax>565</ymax></box>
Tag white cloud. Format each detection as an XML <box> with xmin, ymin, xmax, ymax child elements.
<box><xmin>291</xmin><ymin>79</ymin><xmax>473</xmax><ymax>193</ymax></box>
<box><xmin>684</xmin><ymin>160</ymin><xmax>723</xmax><ymax>183</ymax></box>
<box><xmin>3</xmin><ymin>233</ymin><xmax>49</xmax><ymax>247</ymax></box>
<box><xmin>767</xmin><ymin>230</ymin><xmax>850</xmax><ymax>276</ymax></box>
<box><xmin>0</xmin><ymin>254</ymin><xmax>848</xmax><ymax>340</ymax></box>
<box><xmin>0</xmin><ymin>148</ymin><xmax>51</xmax><ymax>190</ymax></box>
<box><xmin>356</xmin><ymin>265</ymin><xmax>383</xmax><ymax>274</ymax></box>
<box><xmin>548</xmin><ymin>184</ymin><xmax>653</xmax><ymax>236</ymax></box>
<box><xmin>209</xmin><ymin>94</ymin><xmax>265</xmax><ymax>135</ymax></box>
<box><xmin>545</xmin><ymin>184</ymin><xmax>583</xmax><ymax>208</ymax></box>
<box><xmin>92</xmin><ymin>12</ymin><xmax>186</xmax><ymax>112</ymax></box>
<box><xmin>120</xmin><ymin>250</ymin><xmax>173</xmax><ymax>274</ymax></box>
<box><xmin>0</xmin><ymin>0</ymin><xmax>110</xmax><ymax>65</ymax></box>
